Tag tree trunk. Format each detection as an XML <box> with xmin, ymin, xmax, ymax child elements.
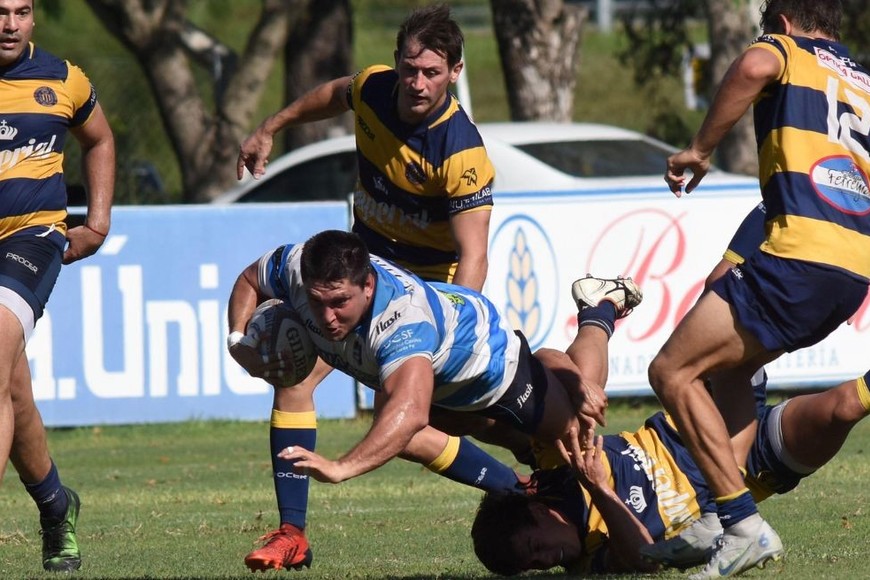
<box><xmin>488</xmin><ymin>0</ymin><xmax>587</xmax><ymax>121</ymax></box>
<box><xmin>282</xmin><ymin>0</ymin><xmax>354</xmax><ymax>151</ymax></box>
<box><xmin>84</xmin><ymin>0</ymin><xmax>301</xmax><ymax>203</ymax></box>
<box><xmin>704</xmin><ymin>0</ymin><xmax>757</xmax><ymax>176</ymax></box>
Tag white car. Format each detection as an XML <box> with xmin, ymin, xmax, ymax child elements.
<box><xmin>213</xmin><ymin>122</ymin><xmax>757</xmax><ymax>203</ymax></box>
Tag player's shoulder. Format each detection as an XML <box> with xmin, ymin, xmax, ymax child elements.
<box><xmin>5</xmin><ymin>44</ymin><xmax>69</xmax><ymax>81</ymax></box>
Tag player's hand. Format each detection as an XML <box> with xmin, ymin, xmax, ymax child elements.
<box><xmin>278</xmin><ymin>445</ymin><xmax>348</xmax><ymax>483</ymax></box>
<box><xmin>228</xmin><ymin>340</ymin><xmax>294</xmax><ymax>387</ymax></box>
<box><xmin>556</xmin><ymin>426</ymin><xmax>607</xmax><ymax>490</ymax></box>
<box><xmin>237</xmin><ymin>128</ymin><xmax>274</xmax><ymax>180</ymax></box>
<box><xmin>665</xmin><ymin>148</ymin><xmax>709</xmax><ymax>197</ymax></box>
<box><xmin>63</xmin><ymin>225</ymin><xmax>107</xmax><ymax>264</ymax></box>
<box><xmin>572</xmin><ymin>380</ymin><xmax>607</xmax><ymax>429</ymax></box>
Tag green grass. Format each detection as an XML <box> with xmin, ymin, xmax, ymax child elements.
<box><xmin>1</xmin><ymin>399</ymin><xmax>869</xmax><ymax>578</ymax></box>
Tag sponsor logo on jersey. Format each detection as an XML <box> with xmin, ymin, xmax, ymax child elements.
<box><xmin>626</xmin><ymin>485</ymin><xmax>648</xmax><ymax>513</ymax></box>
<box><xmin>34</xmin><ymin>86</ymin><xmax>58</xmax><ymax>107</ymax></box>
<box><xmin>461</xmin><ymin>167</ymin><xmax>478</xmax><ymax>186</ymax></box>
<box><xmin>375</xmin><ymin>310</ymin><xmax>401</xmax><ymax>335</ymax></box>
<box><xmin>405</xmin><ymin>162</ymin><xmax>427</xmax><ymax>184</ymax></box>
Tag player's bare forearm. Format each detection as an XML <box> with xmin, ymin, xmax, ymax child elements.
<box><xmin>449</xmin><ymin>209</ymin><xmax>491</xmax><ymax>291</ymax></box>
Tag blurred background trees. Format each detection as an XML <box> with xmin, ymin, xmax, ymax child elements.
<box><xmin>35</xmin><ymin>0</ymin><xmax>870</xmax><ymax>204</ymax></box>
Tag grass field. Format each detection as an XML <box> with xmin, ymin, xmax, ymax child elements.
<box><xmin>1</xmin><ymin>398</ymin><xmax>868</xmax><ymax>579</ymax></box>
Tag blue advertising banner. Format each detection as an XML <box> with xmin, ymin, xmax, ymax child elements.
<box><xmin>30</xmin><ymin>203</ymin><xmax>355</xmax><ymax>427</ymax></box>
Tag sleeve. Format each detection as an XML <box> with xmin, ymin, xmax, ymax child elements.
<box><xmin>442</xmin><ymin>118</ymin><xmax>495</xmax><ymax>216</ymax></box>
<box><xmin>65</xmin><ymin>62</ymin><xmax>98</xmax><ymax>127</ymax></box>
<box><xmin>748</xmin><ymin>34</ymin><xmax>787</xmax><ymax>82</ymax></box>
<box><xmin>349</xmin><ymin>65</ymin><xmax>392</xmax><ymax>112</ymax></box>
<box><xmin>256</xmin><ymin>244</ymin><xmax>302</xmax><ymax>299</ymax></box>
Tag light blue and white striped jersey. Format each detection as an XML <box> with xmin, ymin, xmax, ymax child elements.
<box><xmin>256</xmin><ymin>243</ymin><xmax>521</xmax><ymax>411</ymax></box>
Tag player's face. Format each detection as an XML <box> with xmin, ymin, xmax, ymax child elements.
<box><xmin>512</xmin><ymin>502</ymin><xmax>583</xmax><ymax>572</ymax></box>
<box><xmin>394</xmin><ymin>39</ymin><xmax>462</xmax><ymax>124</ymax></box>
<box><xmin>0</xmin><ymin>0</ymin><xmax>33</xmax><ymax>67</ymax></box>
<box><xmin>305</xmin><ymin>274</ymin><xmax>375</xmax><ymax>341</ymax></box>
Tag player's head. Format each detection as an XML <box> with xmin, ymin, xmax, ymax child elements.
<box><xmin>394</xmin><ymin>3</ymin><xmax>464</xmax><ymax>124</ymax></box>
<box><xmin>471</xmin><ymin>492</ymin><xmax>582</xmax><ymax>575</ymax></box>
<box><xmin>0</xmin><ymin>0</ymin><xmax>35</xmax><ymax>67</ymax></box>
<box><xmin>759</xmin><ymin>0</ymin><xmax>841</xmax><ymax>40</ymax></box>
<box><xmin>301</xmin><ymin>230</ymin><xmax>374</xmax><ymax>341</ymax></box>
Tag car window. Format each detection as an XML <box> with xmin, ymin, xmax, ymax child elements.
<box><xmin>238</xmin><ymin>152</ymin><xmax>358</xmax><ymax>203</ymax></box>
<box><xmin>515</xmin><ymin>140</ymin><xmax>671</xmax><ymax>178</ymax></box>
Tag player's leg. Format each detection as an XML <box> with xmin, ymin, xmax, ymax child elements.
<box><xmin>647</xmin><ymin>291</ymin><xmax>783</xmax><ymax>576</ymax></box>
<box><xmin>244</xmin><ymin>358</ymin><xmax>330</xmax><ymax>572</ymax></box>
<box><xmin>10</xmin><ymin>356</ymin><xmax>81</xmax><ymax>572</ymax></box>
<box><xmin>398</xmin><ymin>422</ymin><xmax>532</xmax><ymax>494</ymax></box>
<box><xmin>779</xmin><ymin>372</ymin><xmax>870</xmax><ymax>469</ymax></box>
<box><xmin>429</xmin><ymin>407</ymin><xmax>536</xmax><ymax>468</ymax></box>
<box><xmin>0</xmin><ymin>312</ymin><xmax>16</xmax><ymax>483</ymax></box>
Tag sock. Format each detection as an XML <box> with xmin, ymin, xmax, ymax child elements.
<box><xmin>578</xmin><ymin>302</ymin><xmax>617</xmax><ymax>337</ymax></box>
<box><xmin>270</xmin><ymin>409</ymin><xmax>316</xmax><ymax>530</ymax></box>
<box><xmin>715</xmin><ymin>488</ymin><xmax>757</xmax><ymax>529</ymax></box>
<box><xmin>426</xmin><ymin>436</ymin><xmax>524</xmax><ymax>494</ymax></box>
<box><xmin>857</xmin><ymin>374</ymin><xmax>870</xmax><ymax>412</ymax></box>
<box><xmin>22</xmin><ymin>460</ymin><xmax>68</xmax><ymax>526</ymax></box>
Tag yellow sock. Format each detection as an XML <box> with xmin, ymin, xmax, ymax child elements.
<box><xmin>857</xmin><ymin>376</ymin><xmax>870</xmax><ymax>413</ymax></box>
<box><xmin>426</xmin><ymin>436</ymin><xmax>461</xmax><ymax>473</ymax></box>
<box><xmin>714</xmin><ymin>487</ymin><xmax>751</xmax><ymax>504</ymax></box>
<box><xmin>271</xmin><ymin>409</ymin><xmax>317</xmax><ymax>429</ymax></box>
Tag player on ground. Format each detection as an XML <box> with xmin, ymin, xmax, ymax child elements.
<box><xmin>235</xmin><ymin>4</ymin><xmax>498</xmax><ymax>570</ymax></box>
<box><xmin>0</xmin><ymin>0</ymin><xmax>115</xmax><ymax>572</ymax></box>
<box><xmin>648</xmin><ymin>1</ymin><xmax>870</xmax><ymax>575</ymax></box>
<box><xmin>471</xmin><ymin>369</ymin><xmax>870</xmax><ymax>575</ymax></box>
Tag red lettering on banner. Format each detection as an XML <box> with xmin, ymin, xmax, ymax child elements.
<box><xmin>588</xmin><ymin>209</ymin><xmax>700</xmax><ymax>340</ymax></box>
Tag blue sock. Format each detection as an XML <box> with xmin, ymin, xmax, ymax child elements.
<box><xmin>22</xmin><ymin>461</ymin><xmax>68</xmax><ymax>525</ymax></box>
<box><xmin>270</xmin><ymin>410</ymin><xmax>316</xmax><ymax>530</ymax></box>
<box><xmin>716</xmin><ymin>488</ymin><xmax>757</xmax><ymax>528</ymax></box>
<box><xmin>427</xmin><ymin>436</ymin><xmax>524</xmax><ymax>494</ymax></box>
<box><xmin>578</xmin><ymin>302</ymin><xmax>617</xmax><ymax>337</ymax></box>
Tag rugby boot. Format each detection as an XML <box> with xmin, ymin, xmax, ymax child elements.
<box><xmin>41</xmin><ymin>486</ymin><xmax>82</xmax><ymax>572</ymax></box>
<box><xmin>640</xmin><ymin>512</ymin><xmax>723</xmax><ymax>569</ymax></box>
<box><xmin>571</xmin><ymin>275</ymin><xmax>642</xmax><ymax>318</ymax></box>
<box><xmin>245</xmin><ymin>523</ymin><xmax>313</xmax><ymax>572</ymax></box>
<box><xmin>689</xmin><ymin>515</ymin><xmax>783</xmax><ymax>579</ymax></box>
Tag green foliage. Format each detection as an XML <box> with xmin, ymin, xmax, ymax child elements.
<box><xmin>1</xmin><ymin>399</ymin><xmax>868</xmax><ymax>578</ymax></box>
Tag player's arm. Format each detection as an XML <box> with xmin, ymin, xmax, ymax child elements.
<box><xmin>226</xmin><ymin>261</ymin><xmax>270</xmax><ymax>375</ymax></box>
<box><xmin>665</xmin><ymin>46</ymin><xmax>781</xmax><ymax>196</ymax></box>
<box><xmin>238</xmin><ymin>75</ymin><xmax>353</xmax><ymax>179</ymax></box>
<box><xmin>449</xmin><ymin>209</ymin><xmax>491</xmax><ymax>291</ymax></box>
<box><xmin>64</xmin><ymin>103</ymin><xmax>115</xmax><ymax>265</ymax></box>
<box><xmin>558</xmin><ymin>429</ymin><xmax>658</xmax><ymax>573</ymax></box>
<box><xmin>281</xmin><ymin>356</ymin><xmax>434</xmax><ymax>482</ymax></box>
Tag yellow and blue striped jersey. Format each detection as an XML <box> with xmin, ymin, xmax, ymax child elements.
<box><xmin>347</xmin><ymin>65</ymin><xmax>495</xmax><ymax>282</ymax></box>
<box><xmin>752</xmin><ymin>34</ymin><xmax>870</xmax><ymax>279</ymax></box>
<box><xmin>534</xmin><ymin>412</ymin><xmax>712</xmax><ymax>573</ymax></box>
<box><xmin>0</xmin><ymin>43</ymin><xmax>97</xmax><ymax>242</ymax></box>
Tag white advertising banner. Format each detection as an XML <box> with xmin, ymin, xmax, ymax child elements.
<box><xmin>484</xmin><ymin>185</ymin><xmax>869</xmax><ymax>396</ymax></box>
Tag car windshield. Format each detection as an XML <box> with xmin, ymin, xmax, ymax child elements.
<box><xmin>236</xmin><ymin>152</ymin><xmax>357</xmax><ymax>203</ymax></box>
<box><xmin>515</xmin><ymin>139</ymin><xmax>672</xmax><ymax>178</ymax></box>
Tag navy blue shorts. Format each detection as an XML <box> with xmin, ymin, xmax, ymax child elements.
<box><xmin>474</xmin><ymin>331</ymin><xmax>548</xmax><ymax>436</ymax></box>
<box><xmin>745</xmin><ymin>403</ymin><xmax>805</xmax><ymax>498</ymax></box>
<box><xmin>711</xmin><ymin>251</ymin><xmax>867</xmax><ymax>352</ymax></box>
<box><xmin>0</xmin><ymin>231</ymin><xmax>63</xmax><ymax>322</ymax></box>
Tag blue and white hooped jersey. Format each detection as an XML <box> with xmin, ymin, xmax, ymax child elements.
<box><xmin>256</xmin><ymin>243</ymin><xmax>521</xmax><ymax>410</ymax></box>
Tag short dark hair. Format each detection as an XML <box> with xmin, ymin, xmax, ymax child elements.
<box><xmin>300</xmin><ymin>230</ymin><xmax>372</xmax><ymax>288</ymax></box>
<box><xmin>470</xmin><ymin>492</ymin><xmax>539</xmax><ymax>576</ymax></box>
<box><xmin>759</xmin><ymin>0</ymin><xmax>842</xmax><ymax>40</ymax></box>
<box><xmin>396</xmin><ymin>3</ymin><xmax>464</xmax><ymax>68</ymax></box>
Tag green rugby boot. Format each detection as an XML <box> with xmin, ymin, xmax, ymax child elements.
<box><xmin>41</xmin><ymin>486</ymin><xmax>82</xmax><ymax>572</ymax></box>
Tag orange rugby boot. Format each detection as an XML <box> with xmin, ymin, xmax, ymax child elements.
<box><xmin>244</xmin><ymin>523</ymin><xmax>313</xmax><ymax>572</ymax></box>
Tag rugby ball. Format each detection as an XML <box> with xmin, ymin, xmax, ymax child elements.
<box><xmin>246</xmin><ymin>299</ymin><xmax>317</xmax><ymax>387</ymax></box>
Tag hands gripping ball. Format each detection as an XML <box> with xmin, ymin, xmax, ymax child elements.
<box><xmin>246</xmin><ymin>299</ymin><xmax>317</xmax><ymax>387</ymax></box>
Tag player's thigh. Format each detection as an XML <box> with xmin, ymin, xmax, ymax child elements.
<box><xmin>653</xmin><ymin>290</ymin><xmax>765</xmax><ymax>382</ymax></box>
